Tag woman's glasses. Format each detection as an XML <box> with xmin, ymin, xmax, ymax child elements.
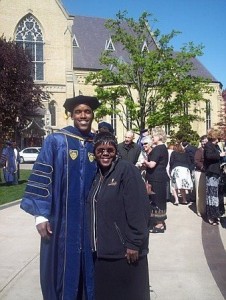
<box><xmin>141</xmin><ymin>142</ymin><xmax>148</xmax><ymax>146</ymax></box>
<box><xmin>95</xmin><ymin>147</ymin><xmax>116</xmax><ymax>155</ymax></box>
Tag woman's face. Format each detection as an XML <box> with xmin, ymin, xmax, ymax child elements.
<box><xmin>152</xmin><ymin>135</ymin><xmax>160</xmax><ymax>145</ymax></box>
<box><xmin>95</xmin><ymin>143</ymin><xmax>117</xmax><ymax>171</ymax></box>
<box><xmin>142</xmin><ymin>142</ymin><xmax>152</xmax><ymax>153</ymax></box>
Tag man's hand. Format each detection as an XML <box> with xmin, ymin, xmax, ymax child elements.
<box><xmin>125</xmin><ymin>248</ymin><xmax>139</xmax><ymax>264</ymax></box>
<box><xmin>36</xmin><ymin>221</ymin><xmax>53</xmax><ymax>240</ymax></box>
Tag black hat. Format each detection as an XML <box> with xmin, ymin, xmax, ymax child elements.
<box><xmin>63</xmin><ymin>95</ymin><xmax>101</xmax><ymax>114</ymax></box>
<box><xmin>98</xmin><ymin>121</ymin><xmax>114</xmax><ymax>134</ymax></box>
<box><xmin>140</xmin><ymin>128</ymin><xmax>148</xmax><ymax>135</ymax></box>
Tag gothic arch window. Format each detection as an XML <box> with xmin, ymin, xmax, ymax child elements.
<box><xmin>15</xmin><ymin>14</ymin><xmax>44</xmax><ymax>81</ymax></box>
<box><xmin>206</xmin><ymin>100</ymin><xmax>211</xmax><ymax>131</ymax></box>
<box><xmin>183</xmin><ymin>103</ymin><xmax>188</xmax><ymax>115</ymax></box>
<box><xmin>126</xmin><ymin>107</ymin><xmax>132</xmax><ymax>130</ymax></box>
<box><xmin>110</xmin><ymin>101</ymin><xmax>117</xmax><ymax>136</ymax></box>
<box><xmin>164</xmin><ymin>123</ymin><xmax>171</xmax><ymax>136</ymax></box>
<box><xmin>49</xmin><ymin>101</ymin><xmax>56</xmax><ymax>126</ymax></box>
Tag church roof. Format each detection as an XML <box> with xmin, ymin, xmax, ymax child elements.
<box><xmin>189</xmin><ymin>57</ymin><xmax>218</xmax><ymax>82</ymax></box>
<box><xmin>72</xmin><ymin>15</ymin><xmax>157</xmax><ymax>70</ymax></box>
<box><xmin>72</xmin><ymin>15</ymin><xmax>218</xmax><ymax>83</ymax></box>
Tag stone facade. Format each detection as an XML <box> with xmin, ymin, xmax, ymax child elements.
<box><xmin>0</xmin><ymin>0</ymin><xmax>75</xmax><ymax>134</ymax></box>
<box><xmin>0</xmin><ymin>0</ymin><xmax>223</xmax><ymax>144</ymax></box>
<box><xmin>192</xmin><ymin>83</ymin><xmax>223</xmax><ymax>136</ymax></box>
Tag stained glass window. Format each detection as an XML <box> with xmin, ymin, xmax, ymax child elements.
<box><xmin>15</xmin><ymin>14</ymin><xmax>44</xmax><ymax>81</ymax></box>
<box><xmin>206</xmin><ymin>100</ymin><xmax>211</xmax><ymax>131</ymax></box>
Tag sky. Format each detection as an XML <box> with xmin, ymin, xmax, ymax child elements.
<box><xmin>62</xmin><ymin>0</ymin><xmax>226</xmax><ymax>89</ymax></box>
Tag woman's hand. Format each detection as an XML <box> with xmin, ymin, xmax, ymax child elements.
<box><xmin>143</xmin><ymin>160</ymin><xmax>149</xmax><ymax>167</ymax></box>
<box><xmin>143</xmin><ymin>159</ymin><xmax>156</xmax><ymax>169</ymax></box>
<box><xmin>125</xmin><ymin>248</ymin><xmax>139</xmax><ymax>264</ymax></box>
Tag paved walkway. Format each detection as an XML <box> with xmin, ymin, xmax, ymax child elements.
<box><xmin>0</xmin><ymin>201</ymin><xmax>226</xmax><ymax>300</ymax></box>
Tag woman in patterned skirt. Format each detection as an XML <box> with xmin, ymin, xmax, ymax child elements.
<box><xmin>170</xmin><ymin>143</ymin><xmax>193</xmax><ymax>205</ymax></box>
<box><xmin>204</xmin><ymin>129</ymin><xmax>226</xmax><ymax>225</ymax></box>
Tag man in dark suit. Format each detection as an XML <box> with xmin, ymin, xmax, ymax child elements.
<box><xmin>118</xmin><ymin>130</ymin><xmax>141</xmax><ymax>165</ymax></box>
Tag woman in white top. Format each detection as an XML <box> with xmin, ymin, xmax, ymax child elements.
<box><xmin>136</xmin><ymin>136</ymin><xmax>152</xmax><ymax>179</ymax></box>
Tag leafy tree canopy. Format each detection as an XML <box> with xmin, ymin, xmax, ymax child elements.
<box><xmin>170</xmin><ymin>121</ymin><xmax>200</xmax><ymax>146</ymax></box>
<box><xmin>0</xmin><ymin>35</ymin><xmax>49</xmax><ymax>142</ymax></box>
<box><xmin>86</xmin><ymin>11</ymin><xmax>213</xmax><ymax>134</ymax></box>
<box><xmin>215</xmin><ymin>89</ymin><xmax>226</xmax><ymax>140</ymax></box>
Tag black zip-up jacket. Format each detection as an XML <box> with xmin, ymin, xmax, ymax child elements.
<box><xmin>86</xmin><ymin>158</ymin><xmax>150</xmax><ymax>259</ymax></box>
<box><xmin>204</xmin><ymin>141</ymin><xmax>221</xmax><ymax>175</ymax></box>
<box><xmin>117</xmin><ymin>142</ymin><xmax>141</xmax><ymax>165</ymax></box>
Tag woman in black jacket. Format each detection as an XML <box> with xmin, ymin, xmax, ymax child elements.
<box><xmin>204</xmin><ymin>129</ymin><xmax>226</xmax><ymax>225</ymax></box>
<box><xmin>87</xmin><ymin>132</ymin><xmax>150</xmax><ymax>300</ymax></box>
<box><xmin>143</xmin><ymin>127</ymin><xmax>169</xmax><ymax>233</ymax></box>
<box><xmin>170</xmin><ymin>143</ymin><xmax>193</xmax><ymax>205</ymax></box>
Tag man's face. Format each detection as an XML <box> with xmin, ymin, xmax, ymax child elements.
<box><xmin>71</xmin><ymin>104</ymin><xmax>94</xmax><ymax>134</ymax></box>
<box><xmin>142</xmin><ymin>131</ymin><xmax>149</xmax><ymax>137</ymax></box>
<box><xmin>201</xmin><ymin>138</ymin><xmax>208</xmax><ymax>148</ymax></box>
<box><xmin>124</xmin><ymin>133</ymin><xmax>133</xmax><ymax>145</ymax></box>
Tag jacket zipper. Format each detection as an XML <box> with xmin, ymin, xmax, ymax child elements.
<box><xmin>92</xmin><ymin>162</ymin><xmax>117</xmax><ymax>256</ymax></box>
<box><xmin>91</xmin><ymin>176</ymin><xmax>102</xmax><ymax>253</ymax></box>
<box><xmin>114</xmin><ymin>222</ymin><xmax>125</xmax><ymax>246</ymax></box>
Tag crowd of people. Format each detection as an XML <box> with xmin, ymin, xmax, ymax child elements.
<box><xmin>134</xmin><ymin>127</ymin><xmax>226</xmax><ymax>228</ymax></box>
<box><xmin>3</xmin><ymin>93</ymin><xmax>223</xmax><ymax>300</ymax></box>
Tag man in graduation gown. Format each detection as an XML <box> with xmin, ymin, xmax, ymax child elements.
<box><xmin>20</xmin><ymin>95</ymin><xmax>101</xmax><ymax>300</ymax></box>
<box><xmin>0</xmin><ymin>141</ymin><xmax>18</xmax><ymax>185</ymax></box>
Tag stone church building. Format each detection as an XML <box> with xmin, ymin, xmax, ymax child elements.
<box><xmin>0</xmin><ymin>0</ymin><xmax>223</xmax><ymax>145</ymax></box>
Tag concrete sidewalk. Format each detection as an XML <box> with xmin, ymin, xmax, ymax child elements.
<box><xmin>149</xmin><ymin>202</ymin><xmax>226</xmax><ymax>300</ymax></box>
<box><xmin>0</xmin><ymin>202</ymin><xmax>42</xmax><ymax>299</ymax></box>
<box><xmin>0</xmin><ymin>201</ymin><xmax>226</xmax><ymax>299</ymax></box>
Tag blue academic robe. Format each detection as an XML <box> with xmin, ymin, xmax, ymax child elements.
<box><xmin>20</xmin><ymin>126</ymin><xmax>97</xmax><ymax>300</ymax></box>
<box><xmin>1</xmin><ymin>146</ymin><xmax>17</xmax><ymax>184</ymax></box>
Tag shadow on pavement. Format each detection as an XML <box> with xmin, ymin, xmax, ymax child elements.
<box><xmin>220</xmin><ymin>216</ymin><xmax>226</xmax><ymax>229</ymax></box>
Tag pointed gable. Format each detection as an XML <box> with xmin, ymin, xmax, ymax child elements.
<box><xmin>105</xmin><ymin>37</ymin><xmax>115</xmax><ymax>51</ymax></box>
<box><xmin>141</xmin><ymin>40</ymin><xmax>149</xmax><ymax>53</ymax></box>
<box><xmin>72</xmin><ymin>34</ymin><xmax>79</xmax><ymax>47</ymax></box>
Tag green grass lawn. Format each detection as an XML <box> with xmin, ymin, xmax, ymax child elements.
<box><xmin>0</xmin><ymin>169</ymin><xmax>31</xmax><ymax>205</ymax></box>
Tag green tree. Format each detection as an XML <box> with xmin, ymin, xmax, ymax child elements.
<box><xmin>0</xmin><ymin>35</ymin><xmax>49</xmax><ymax>143</ymax></box>
<box><xmin>86</xmin><ymin>11</ymin><xmax>213</xmax><ymax>133</ymax></box>
<box><xmin>215</xmin><ymin>89</ymin><xmax>226</xmax><ymax>141</ymax></box>
<box><xmin>170</xmin><ymin>121</ymin><xmax>200</xmax><ymax>146</ymax></box>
